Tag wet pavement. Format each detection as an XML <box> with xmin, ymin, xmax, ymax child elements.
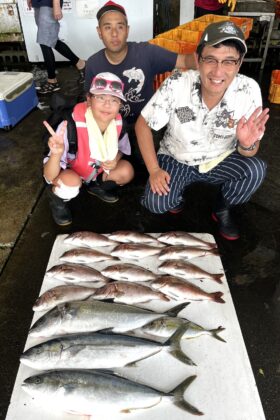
<box><xmin>0</xmin><ymin>63</ymin><xmax>279</xmax><ymax>420</ymax></box>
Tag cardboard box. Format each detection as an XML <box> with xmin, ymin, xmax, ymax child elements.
<box><xmin>0</xmin><ymin>72</ymin><xmax>38</xmax><ymax>129</ymax></box>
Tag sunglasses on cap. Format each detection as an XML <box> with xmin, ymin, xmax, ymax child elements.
<box><xmin>92</xmin><ymin>77</ymin><xmax>124</xmax><ymax>93</ymax></box>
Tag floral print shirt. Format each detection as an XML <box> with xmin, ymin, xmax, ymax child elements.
<box><xmin>141</xmin><ymin>70</ymin><xmax>262</xmax><ymax>166</ymax></box>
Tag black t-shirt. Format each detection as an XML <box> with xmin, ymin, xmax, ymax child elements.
<box><xmin>31</xmin><ymin>0</ymin><xmax>63</xmax><ymax>8</ymax></box>
<box><xmin>85</xmin><ymin>42</ymin><xmax>177</xmax><ymax>124</ymax></box>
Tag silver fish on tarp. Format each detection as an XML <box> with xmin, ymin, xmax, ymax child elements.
<box><xmin>111</xmin><ymin>243</ymin><xmax>162</xmax><ymax>259</ymax></box>
<box><xmin>131</xmin><ymin>317</ymin><xmax>226</xmax><ymax>343</ymax></box>
<box><xmin>158</xmin><ymin>231</ymin><xmax>217</xmax><ymax>248</ymax></box>
<box><xmin>64</xmin><ymin>231</ymin><xmax>116</xmax><ymax>248</ymax></box>
<box><xmin>108</xmin><ymin>230</ymin><xmax>159</xmax><ymax>244</ymax></box>
<box><xmin>150</xmin><ymin>276</ymin><xmax>225</xmax><ymax>303</ymax></box>
<box><xmin>29</xmin><ymin>300</ymin><xmax>189</xmax><ymax>338</ymax></box>
<box><xmin>158</xmin><ymin>245</ymin><xmax>220</xmax><ymax>261</ymax></box>
<box><xmin>92</xmin><ymin>281</ymin><xmax>170</xmax><ymax>304</ymax></box>
<box><xmin>101</xmin><ymin>263</ymin><xmax>158</xmax><ymax>282</ymax></box>
<box><xmin>22</xmin><ymin>370</ymin><xmax>203</xmax><ymax>416</ymax></box>
<box><xmin>33</xmin><ymin>285</ymin><xmax>98</xmax><ymax>312</ymax></box>
<box><xmin>159</xmin><ymin>260</ymin><xmax>223</xmax><ymax>284</ymax></box>
<box><xmin>21</xmin><ymin>327</ymin><xmax>195</xmax><ymax>370</ymax></box>
<box><xmin>46</xmin><ymin>263</ymin><xmax>108</xmax><ymax>285</ymax></box>
<box><xmin>60</xmin><ymin>248</ymin><xmax>116</xmax><ymax>264</ymax></box>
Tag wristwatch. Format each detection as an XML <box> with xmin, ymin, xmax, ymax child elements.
<box><xmin>237</xmin><ymin>141</ymin><xmax>257</xmax><ymax>151</ymax></box>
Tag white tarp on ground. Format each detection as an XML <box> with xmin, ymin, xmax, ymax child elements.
<box><xmin>6</xmin><ymin>233</ymin><xmax>266</xmax><ymax>420</ymax></box>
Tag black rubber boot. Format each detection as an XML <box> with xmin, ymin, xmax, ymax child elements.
<box><xmin>212</xmin><ymin>193</ymin><xmax>240</xmax><ymax>240</ymax></box>
<box><xmin>46</xmin><ymin>187</ymin><xmax>72</xmax><ymax>226</ymax></box>
<box><xmin>87</xmin><ymin>174</ymin><xmax>119</xmax><ymax>203</ymax></box>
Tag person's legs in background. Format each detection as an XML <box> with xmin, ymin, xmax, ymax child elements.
<box><xmin>34</xmin><ymin>6</ymin><xmax>85</xmax><ymax>94</ymax></box>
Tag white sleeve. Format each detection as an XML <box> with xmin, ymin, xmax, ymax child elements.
<box><xmin>141</xmin><ymin>74</ymin><xmax>179</xmax><ymax>131</ymax></box>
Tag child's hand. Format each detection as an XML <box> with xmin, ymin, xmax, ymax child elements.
<box><xmin>43</xmin><ymin>120</ymin><xmax>67</xmax><ymax>156</ymax></box>
<box><xmin>102</xmin><ymin>158</ymin><xmax>117</xmax><ymax>171</ymax></box>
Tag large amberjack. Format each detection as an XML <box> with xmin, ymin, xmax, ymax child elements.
<box><xmin>22</xmin><ymin>370</ymin><xmax>203</xmax><ymax>416</ymax></box>
<box><xmin>21</xmin><ymin>328</ymin><xmax>195</xmax><ymax>370</ymax></box>
<box><xmin>29</xmin><ymin>300</ymin><xmax>189</xmax><ymax>338</ymax></box>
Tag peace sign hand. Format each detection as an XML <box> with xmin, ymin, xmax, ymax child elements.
<box><xmin>43</xmin><ymin>120</ymin><xmax>67</xmax><ymax>156</ymax></box>
<box><xmin>236</xmin><ymin>106</ymin><xmax>270</xmax><ymax>148</ymax></box>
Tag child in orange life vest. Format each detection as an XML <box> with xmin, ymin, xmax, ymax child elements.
<box><xmin>43</xmin><ymin>72</ymin><xmax>134</xmax><ymax>226</ymax></box>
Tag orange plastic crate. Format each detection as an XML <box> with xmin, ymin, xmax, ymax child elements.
<box><xmin>153</xmin><ymin>14</ymin><xmax>253</xmax><ymax>53</ymax></box>
<box><xmin>268</xmin><ymin>70</ymin><xmax>280</xmax><ymax>104</ymax></box>
<box><xmin>149</xmin><ymin>37</ymin><xmax>196</xmax><ymax>54</ymax></box>
<box><xmin>153</xmin><ymin>72</ymin><xmax>172</xmax><ymax>91</ymax></box>
<box><xmin>194</xmin><ymin>14</ymin><xmax>253</xmax><ymax>39</ymax></box>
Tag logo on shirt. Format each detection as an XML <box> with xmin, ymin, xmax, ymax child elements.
<box><xmin>123</xmin><ymin>67</ymin><xmax>144</xmax><ymax>94</ymax></box>
<box><xmin>215</xmin><ymin>109</ymin><xmax>236</xmax><ymax>128</ymax></box>
<box><xmin>176</xmin><ymin>106</ymin><xmax>196</xmax><ymax>124</ymax></box>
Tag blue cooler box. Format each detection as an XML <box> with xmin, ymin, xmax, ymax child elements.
<box><xmin>0</xmin><ymin>71</ymin><xmax>38</xmax><ymax>129</ymax></box>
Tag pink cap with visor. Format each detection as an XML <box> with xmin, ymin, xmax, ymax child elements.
<box><xmin>89</xmin><ymin>72</ymin><xmax>126</xmax><ymax>102</ymax></box>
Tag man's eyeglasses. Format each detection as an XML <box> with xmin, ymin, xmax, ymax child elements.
<box><xmin>92</xmin><ymin>94</ymin><xmax>121</xmax><ymax>105</ymax></box>
<box><xmin>93</xmin><ymin>77</ymin><xmax>124</xmax><ymax>93</ymax></box>
<box><xmin>200</xmin><ymin>56</ymin><xmax>241</xmax><ymax>68</ymax></box>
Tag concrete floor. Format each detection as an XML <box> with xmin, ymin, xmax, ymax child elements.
<box><xmin>0</xmin><ymin>63</ymin><xmax>279</xmax><ymax>420</ymax></box>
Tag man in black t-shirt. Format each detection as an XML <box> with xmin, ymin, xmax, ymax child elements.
<box><xmin>85</xmin><ymin>1</ymin><xmax>196</xmax><ymax>125</ymax></box>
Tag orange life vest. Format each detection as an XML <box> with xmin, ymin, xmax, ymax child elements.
<box><xmin>68</xmin><ymin>102</ymin><xmax>123</xmax><ymax>182</ymax></box>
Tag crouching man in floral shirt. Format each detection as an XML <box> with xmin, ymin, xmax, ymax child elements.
<box><xmin>135</xmin><ymin>21</ymin><xmax>269</xmax><ymax>241</ymax></box>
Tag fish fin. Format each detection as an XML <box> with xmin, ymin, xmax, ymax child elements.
<box><xmin>211</xmin><ymin>291</ymin><xmax>225</xmax><ymax>303</ymax></box>
<box><xmin>125</xmin><ymin>361</ymin><xmax>138</xmax><ymax>368</ymax></box>
<box><xmin>164</xmin><ymin>302</ymin><xmax>190</xmax><ymax>317</ymax></box>
<box><xmin>99</xmin><ymin>328</ymin><xmax>114</xmax><ymax>333</ymax></box>
<box><xmin>92</xmin><ymin>368</ymin><xmax>115</xmax><ymax>374</ymax></box>
<box><xmin>170</xmin><ymin>349</ymin><xmax>196</xmax><ymax>366</ymax></box>
<box><xmin>172</xmin><ymin>375</ymin><xmax>203</xmax><ymax>416</ymax></box>
<box><xmin>213</xmin><ymin>274</ymin><xmax>223</xmax><ymax>284</ymax></box>
<box><xmin>166</xmin><ymin>326</ymin><xmax>196</xmax><ymax>366</ymax></box>
<box><xmin>67</xmin><ymin>344</ymin><xmax>88</xmax><ymax>356</ymax></box>
<box><xmin>161</xmin><ymin>294</ymin><xmax>171</xmax><ymax>302</ymax></box>
<box><xmin>210</xmin><ymin>326</ymin><xmax>226</xmax><ymax>342</ymax></box>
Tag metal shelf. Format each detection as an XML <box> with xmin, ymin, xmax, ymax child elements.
<box><xmin>229</xmin><ymin>11</ymin><xmax>275</xmax><ymax>75</ymax></box>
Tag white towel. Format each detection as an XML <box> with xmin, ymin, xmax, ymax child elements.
<box><xmin>85</xmin><ymin>107</ymin><xmax>118</xmax><ymax>163</ymax></box>
<box><xmin>199</xmin><ymin>149</ymin><xmax>235</xmax><ymax>173</ymax></box>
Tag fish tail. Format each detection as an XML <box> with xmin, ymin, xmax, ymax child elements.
<box><xmin>164</xmin><ymin>302</ymin><xmax>190</xmax><ymax>317</ymax></box>
<box><xmin>211</xmin><ymin>248</ymin><xmax>220</xmax><ymax>256</ymax></box>
<box><xmin>172</xmin><ymin>375</ymin><xmax>203</xmax><ymax>416</ymax></box>
<box><xmin>168</xmin><ymin>326</ymin><xmax>196</xmax><ymax>366</ymax></box>
<box><xmin>213</xmin><ymin>274</ymin><xmax>223</xmax><ymax>284</ymax></box>
<box><xmin>208</xmin><ymin>242</ymin><xmax>218</xmax><ymax>249</ymax></box>
<box><xmin>210</xmin><ymin>326</ymin><xmax>226</xmax><ymax>342</ymax></box>
<box><xmin>211</xmin><ymin>291</ymin><xmax>225</xmax><ymax>304</ymax></box>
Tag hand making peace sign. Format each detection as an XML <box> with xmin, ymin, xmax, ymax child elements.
<box><xmin>43</xmin><ymin>120</ymin><xmax>67</xmax><ymax>157</ymax></box>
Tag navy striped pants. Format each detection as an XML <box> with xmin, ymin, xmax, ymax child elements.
<box><xmin>141</xmin><ymin>152</ymin><xmax>267</xmax><ymax>214</ymax></box>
